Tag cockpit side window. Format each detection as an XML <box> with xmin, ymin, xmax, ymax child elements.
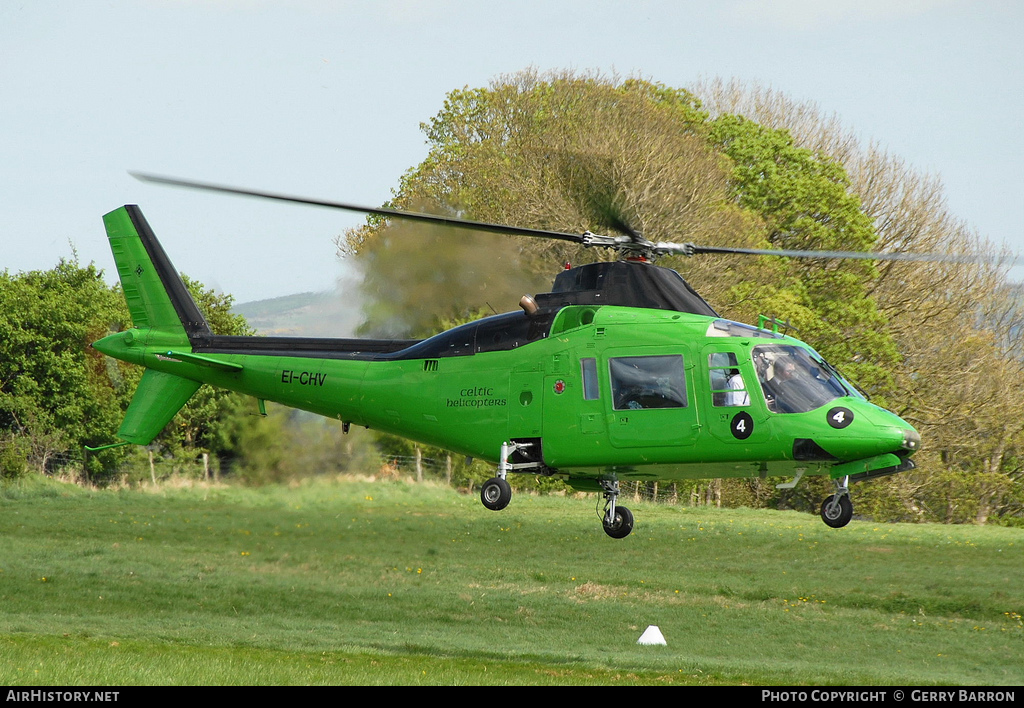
<box><xmin>752</xmin><ymin>345</ymin><xmax>847</xmax><ymax>414</ymax></box>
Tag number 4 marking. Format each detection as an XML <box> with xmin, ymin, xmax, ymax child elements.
<box><xmin>827</xmin><ymin>407</ymin><xmax>854</xmax><ymax>429</ymax></box>
<box><xmin>731</xmin><ymin>412</ymin><xmax>754</xmax><ymax>440</ymax></box>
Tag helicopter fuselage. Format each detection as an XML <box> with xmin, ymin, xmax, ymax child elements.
<box><xmin>95</xmin><ymin>299</ymin><xmax>917</xmax><ymax>486</ymax></box>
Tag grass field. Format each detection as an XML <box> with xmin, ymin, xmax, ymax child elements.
<box><xmin>1</xmin><ymin>475</ymin><xmax>1021</xmax><ymax>686</ymax></box>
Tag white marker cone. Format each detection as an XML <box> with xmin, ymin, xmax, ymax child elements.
<box><xmin>637</xmin><ymin>625</ymin><xmax>667</xmax><ymax>645</ymax></box>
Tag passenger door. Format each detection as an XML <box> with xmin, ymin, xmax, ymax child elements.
<box><xmin>605</xmin><ymin>348</ymin><xmax>699</xmax><ymax>449</ymax></box>
<box><xmin>700</xmin><ymin>345</ymin><xmax>769</xmax><ymax>445</ymax></box>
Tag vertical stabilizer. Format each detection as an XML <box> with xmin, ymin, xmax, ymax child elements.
<box><xmin>102</xmin><ymin>206</ymin><xmax>211</xmax><ymax>337</ymax></box>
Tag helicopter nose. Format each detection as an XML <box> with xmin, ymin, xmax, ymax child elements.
<box><xmin>881</xmin><ymin>407</ymin><xmax>921</xmax><ymax>455</ymax></box>
<box><xmin>811</xmin><ymin>405</ymin><xmax>920</xmax><ymax>463</ymax></box>
<box><xmin>873</xmin><ymin>417</ymin><xmax>921</xmax><ymax>462</ymax></box>
<box><xmin>900</xmin><ymin>427</ymin><xmax>921</xmax><ymax>453</ymax></box>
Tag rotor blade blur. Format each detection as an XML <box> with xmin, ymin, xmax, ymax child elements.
<box><xmin>680</xmin><ymin>243</ymin><xmax>1016</xmax><ymax>265</ymax></box>
<box><xmin>130</xmin><ymin>172</ymin><xmax>587</xmax><ymax>245</ymax></box>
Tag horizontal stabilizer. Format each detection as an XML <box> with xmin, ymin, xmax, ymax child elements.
<box><xmin>118</xmin><ymin>369</ymin><xmax>202</xmax><ymax>445</ymax></box>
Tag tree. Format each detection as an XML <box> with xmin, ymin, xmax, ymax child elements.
<box><xmin>342</xmin><ymin>71</ymin><xmax>899</xmax><ymax>396</ymax></box>
<box><xmin>341</xmin><ymin>69</ymin><xmax>757</xmax><ymax>337</ymax></box>
<box><xmin>706</xmin><ymin>114</ymin><xmax>901</xmax><ymax>398</ymax></box>
<box><xmin>0</xmin><ymin>260</ymin><xmax>259</xmax><ymax>483</ymax></box>
<box><xmin>0</xmin><ymin>260</ymin><xmax>130</xmax><ymax>477</ymax></box>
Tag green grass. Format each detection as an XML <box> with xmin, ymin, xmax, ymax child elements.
<box><xmin>1</xmin><ymin>476</ymin><xmax>1021</xmax><ymax>685</ymax></box>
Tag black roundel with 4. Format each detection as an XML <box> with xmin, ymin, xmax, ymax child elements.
<box><xmin>827</xmin><ymin>407</ymin><xmax>854</xmax><ymax>429</ymax></box>
<box><xmin>731</xmin><ymin>411</ymin><xmax>754</xmax><ymax>440</ymax></box>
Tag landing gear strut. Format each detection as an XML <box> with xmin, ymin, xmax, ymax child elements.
<box><xmin>599</xmin><ymin>479</ymin><xmax>634</xmax><ymax>539</ymax></box>
<box><xmin>820</xmin><ymin>475</ymin><xmax>854</xmax><ymax>528</ymax></box>
<box><xmin>479</xmin><ymin>441</ymin><xmax>537</xmax><ymax>512</ymax></box>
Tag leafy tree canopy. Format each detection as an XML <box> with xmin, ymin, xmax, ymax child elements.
<box><xmin>0</xmin><ymin>260</ymin><xmax>253</xmax><ymax>480</ymax></box>
<box><xmin>343</xmin><ymin>69</ymin><xmax>899</xmax><ymax>398</ymax></box>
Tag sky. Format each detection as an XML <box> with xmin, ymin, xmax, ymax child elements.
<box><xmin>2</xmin><ymin>0</ymin><xmax>1022</xmax><ymax>304</ymax></box>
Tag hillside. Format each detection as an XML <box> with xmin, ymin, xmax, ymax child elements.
<box><xmin>232</xmin><ymin>290</ymin><xmax>362</xmax><ymax>337</ymax></box>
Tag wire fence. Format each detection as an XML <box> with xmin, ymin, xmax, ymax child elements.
<box><xmin>7</xmin><ymin>446</ymin><xmax>758</xmax><ymax>510</ymax></box>
<box><xmin>376</xmin><ymin>452</ymin><xmax>752</xmax><ymax>508</ymax></box>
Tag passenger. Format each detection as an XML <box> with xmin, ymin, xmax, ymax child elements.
<box><xmin>723</xmin><ymin>369</ymin><xmax>749</xmax><ymax>407</ymax></box>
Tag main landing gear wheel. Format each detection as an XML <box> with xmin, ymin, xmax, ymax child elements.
<box><xmin>603</xmin><ymin>505</ymin><xmax>634</xmax><ymax>539</ymax></box>
<box><xmin>480</xmin><ymin>477</ymin><xmax>512</xmax><ymax>511</ymax></box>
<box><xmin>598</xmin><ymin>479</ymin><xmax>634</xmax><ymax>538</ymax></box>
<box><xmin>820</xmin><ymin>494</ymin><xmax>853</xmax><ymax>528</ymax></box>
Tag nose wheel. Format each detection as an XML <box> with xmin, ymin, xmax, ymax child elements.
<box><xmin>603</xmin><ymin>505</ymin><xmax>634</xmax><ymax>538</ymax></box>
<box><xmin>820</xmin><ymin>476</ymin><xmax>854</xmax><ymax>528</ymax></box>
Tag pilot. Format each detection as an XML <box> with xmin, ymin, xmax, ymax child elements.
<box><xmin>764</xmin><ymin>358</ymin><xmax>797</xmax><ymax>413</ymax></box>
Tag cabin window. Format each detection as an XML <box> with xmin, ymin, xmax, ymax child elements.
<box><xmin>581</xmin><ymin>358</ymin><xmax>600</xmax><ymax>400</ymax></box>
<box><xmin>708</xmin><ymin>352</ymin><xmax>749</xmax><ymax>407</ymax></box>
<box><xmin>609</xmin><ymin>355</ymin><xmax>687</xmax><ymax>410</ymax></box>
<box><xmin>752</xmin><ymin>344</ymin><xmax>847</xmax><ymax>414</ymax></box>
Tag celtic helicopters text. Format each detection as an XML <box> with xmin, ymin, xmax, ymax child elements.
<box><xmin>92</xmin><ymin>172</ymin><xmax>963</xmax><ymax>538</ymax></box>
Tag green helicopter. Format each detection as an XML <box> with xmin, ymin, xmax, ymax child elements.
<box><xmin>91</xmin><ymin>174</ymin><xmax>942</xmax><ymax>538</ymax></box>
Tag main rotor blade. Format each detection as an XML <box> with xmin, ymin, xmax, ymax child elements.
<box><xmin>130</xmin><ymin>172</ymin><xmax>587</xmax><ymax>245</ymax></box>
<box><xmin>131</xmin><ymin>172</ymin><xmax>1018</xmax><ymax>266</ymax></box>
<box><xmin>678</xmin><ymin>243</ymin><xmax>1016</xmax><ymax>265</ymax></box>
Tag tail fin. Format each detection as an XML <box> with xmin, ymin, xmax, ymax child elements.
<box><xmin>103</xmin><ymin>205</ymin><xmax>211</xmax><ymax>338</ymax></box>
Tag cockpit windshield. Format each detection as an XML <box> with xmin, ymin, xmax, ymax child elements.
<box><xmin>752</xmin><ymin>344</ymin><xmax>848</xmax><ymax>414</ymax></box>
